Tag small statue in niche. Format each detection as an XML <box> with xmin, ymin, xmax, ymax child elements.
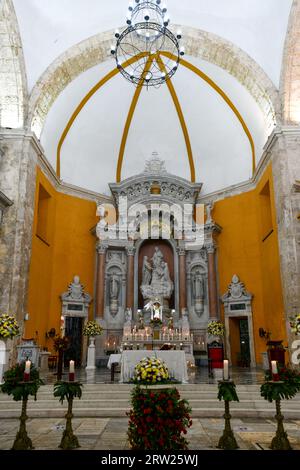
<box><xmin>109</xmin><ymin>273</ymin><xmax>120</xmax><ymax>300</ymax></box>
<box><xmin>125</xmin><ymin>308</ymin><xmax>132</xmax><ymax>324</ymax></box>
<box><xmin>192</xmin><ymin>270</ymin><xmax>205</xmax><ymax>316</ymax></box>
<box><xmin>109</xmin><ymin>273</ymin><xmax>120</xmax><ymax>316</ymax></box>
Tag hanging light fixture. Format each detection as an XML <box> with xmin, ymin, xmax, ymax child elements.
<box><xmin>111</xmin><ymin>0</ymin><xmax>183</xmax><ymax>87</ymax></box>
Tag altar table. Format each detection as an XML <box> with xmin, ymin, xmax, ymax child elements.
<box><xmin>119</xmin><ymin>350</ymin><xmax>189</xmax><ymax>383</ymax></box>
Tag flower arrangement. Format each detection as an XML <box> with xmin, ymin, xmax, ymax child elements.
<box><xmin>0</xmin><ymin>314</ymin><xmax>20</xmax><ymax>339</ymax></box>
<box><xmin>1</xmin><ymin>362</ymin><xmax>43</xmax><ymax>401</ymax></box>
<box><xmin>128</xmin><ymin>386</ymin><xmax>192</xmax><ymax>450</ymax></box>
<box><xmin>150</xmin><ymin>318</ymin><xmax>163</xmax><ymax>328</ymax></box>
<box><xmin>83</xmin><ymin>320</ymin><xmax>103</xmax><ymax>337</ymax></box>
<box><xmin>289</xmin><ymin>314</ymin><xmax>300</xmax><ymax>336</ymax></box>
<box><xmin>207</xmin><ymin>320</ymin><xmax>225</xmax><ymax>337</ymax></box>
<box><xmin>133</xmin><ymin>357</ymin><xmax>170</xmax><ymax>385</ymax></box>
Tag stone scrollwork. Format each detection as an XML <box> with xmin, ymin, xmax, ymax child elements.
<box><xmin>222</xmin><ymin>274</ymin><xmax>252</xmax><ymax>302</ymax></box>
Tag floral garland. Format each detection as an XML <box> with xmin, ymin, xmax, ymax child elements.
<box><xmin>0</xmin><ymin>314</ymin><xmax>20</xmax><ymax>339</ymax></box>
<box><xmin>289</xmin><ymin>314</ymin><xmax>300</xmax><ymax>336</ymax></box>
<box><xmin>134</xmin><ymin>357</ymin><xmax>169</xmax><ymax>385</ymax></box>
<box><xmin>207</xmin><ymin>320</ymin><xmax>225</xmax><ymax>337</ymax></box>
<box><xmin>83</xmin><ymin>321</ymin><xmax>103</xmax><ymax>337</ymax></box>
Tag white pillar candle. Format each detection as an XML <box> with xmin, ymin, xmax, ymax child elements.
<box><xmin>223</xmin><ymin>360</ymin><xmax>229</xmax><ymax>380</ymax></box>
<box><xmin>271</xmin><ymin>361</ymin><xmax>278</xmax><ymax>375</ymax></box>
<box><xmin>69</xmin><ymin>360</ymin><xmax>75</xmax><ymax>374</ymax></box>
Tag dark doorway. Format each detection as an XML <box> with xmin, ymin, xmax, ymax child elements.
<box><xmin>239</xmin><ymin>318</ymin><xmax>251</xmax><ymax>367</ymax></box>
<box><xmin>64</xmin><ymin>317</ymin><xmax>83</xmax><ymax>367</ymax></box>
<box><xmin>229</xmin><ymin>317</ymin><xmax>251</xmax><ymax>367</ymax></box>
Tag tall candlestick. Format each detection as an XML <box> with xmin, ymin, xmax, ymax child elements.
<box><xmin>271</xmin><ymin>360</ymin><xmax>279</xmax><ymax>381</ymax></box>
<box><xmin>69</xmin><ymin>360</ymin><xmax>75</xmax><ymax>382</ymax></box>
<box><xmin>24</xmin><ymin>360</ymin><xmax>31</xmax><ymax>382</ymax></box>
<box><xmin>223</xmin><ymin>360</ymin><xmax>229</xmax><ymax>381</ymax></box>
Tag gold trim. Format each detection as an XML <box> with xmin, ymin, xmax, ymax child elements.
<box><xmin>160</xmin><ymin>51</ymin><xmax>256</xmax><ymax>174</ymax></box>
<box><xmin>156</xmin><ymin>54</ymin><xmax>195</xmax><ymax>182</ymax></box>
<box><xmin>56</xmin><ymin>53</ymin><xmax>148</xmax><ymax>177</ymax></box>
<box><xmin>116</xmin><ymin>55</ymin><xmax>155</xmax><ymax>182</ymax></box>
<box><xmin>56</xmin><ymin>51</ymin><xmax>256</xmax><ymax>180</ymax></box>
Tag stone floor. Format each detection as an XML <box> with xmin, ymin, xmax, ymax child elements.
<box><xmin>0</xmin><ymin>417</ymin><xmax>300</xmax><ymax>450</ymax></box>
<box><xmin>41</xmin><ymin>366</ymin><xmax>265</xmax><ymax>385</ymax></box>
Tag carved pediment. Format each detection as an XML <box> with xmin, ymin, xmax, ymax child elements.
<box><xmin>221</xmin><ymin>274</ymin><xmax>252</xmax><ymax>302</ymax></box>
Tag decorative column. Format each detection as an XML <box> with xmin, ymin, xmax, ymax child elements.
<box><xmin>207</xmin><ymin>243</ymin><xmax>219</xmax><ymax>319</ymax></box>
<box><xmin>178</xmin><ymin>247</ymin><xmax>187</xmax><ymax>316</ymax></box>
<box><xmin>95</xmin><ymin>244</ymin><xmax>107</xmax><ymax>318</ymax></box>
<box><xmin>126</xmin><ymin>247</ymin><xmax>135</xmax><ymax>310</ymax></box>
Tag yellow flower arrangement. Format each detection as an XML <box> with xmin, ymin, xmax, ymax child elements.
<box><xmin>134</xmin><ymin>357</ymin><xmax>170</xmax><ymax>384</ymax></box>
<box><xmin>289</xmin><ymin>314</ymin><xmax>300</xmax><ymax>335</ymax></box>
<box><xmin>0</xmin><ymin>314</ymin><xmax>20</xmax><ymax>339</ymax></box>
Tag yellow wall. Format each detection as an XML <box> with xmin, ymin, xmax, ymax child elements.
<box><xmin>215</xmin><ymin>163</ymin><xmax>286</xmax><ymax>364</ymax></box>
<box><xmin>26</xmin><ymin>163</ymin><xmax>286</xmax><ymax>362</ymax></box>
<box><xmin>26</xmin><ymin>168</ymin><xmax>97</xmax><ymax>353</ymax></box>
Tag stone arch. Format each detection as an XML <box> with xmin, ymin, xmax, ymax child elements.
<box><xmin>28</xmin><ymin>25</ymin><xmax>280</xmax><ymax>139</ymax></box>
<box><xmin>280</xmin><ymin>0</ymin><xmax>300</xmax><ymax>123</ymax></box>
<box><xmin>0</xmin><ymin>0</ymin><xmax>28</xmax><ymax>128</ymax></box>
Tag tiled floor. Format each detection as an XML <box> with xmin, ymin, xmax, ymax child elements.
<box><xmin>41</xmin><ymin>366</ymin><xmax>265</xmax><ymax>385</ymax></box>
<box><xmin>0</xmin><ymin>416</ymin><xmax>299</xmax><ymax>450</ymax></box>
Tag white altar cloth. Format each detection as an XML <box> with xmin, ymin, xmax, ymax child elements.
<box><xmin>119</xmin><ymin>350</ymin><xmax>188</xmax><ymax>383</ymax></box>
<box><xmin>107</xmin><ymin>354</ymin><xmax>121</xmax><ymax>369</ymax></box>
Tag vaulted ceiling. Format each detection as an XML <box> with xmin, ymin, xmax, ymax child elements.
<box><xmin>9</xmin><ymin>0</ymin><xmax>294</xmax><ymax>195</ymax></box>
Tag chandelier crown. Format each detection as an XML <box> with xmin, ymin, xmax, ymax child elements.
<box><xmin>111</xmin><ymin>1</ymin><xmax>183</xmax><ymax>87</ymax></box>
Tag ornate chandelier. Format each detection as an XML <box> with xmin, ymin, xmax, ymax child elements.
<box><xmin>111</xmin><ymin>0</ymin><xmax>184</xmax><ymax>87</ymax></box>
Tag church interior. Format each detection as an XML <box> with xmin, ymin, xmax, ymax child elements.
<box><xmin>0</xmin><ymin>0</ymin><xmax>300</xmax><ymax>453</ymax></box>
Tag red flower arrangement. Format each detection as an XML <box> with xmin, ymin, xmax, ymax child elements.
<box><xmin>127</xmin><ymin>386</ymin><xmax>192</xmax><ymax>450</ymax></box>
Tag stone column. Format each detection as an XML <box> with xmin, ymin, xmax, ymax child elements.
<box><xmin>270</xmin><ymin>127</ymin><xmax>300</xmax><ymax>355</ymax></box>
<box><xmin>178</xmin><ymin>248</ymin><xmax>187</xmax><ymax>315</ymax></box>
<box><xmin>0</xmin><ymin>130</ymin><xmax>39</xmax><ymax>323</ymax></box>
<box><xmin>126</xmin><ymin>247</ymin><xmax>135</xmax><ymax>310</ymax></box>
<box><xmin>207</xmin><ymin>244</ymin><xmax>219</xmax><ymax>319</ymax></box>
<box><xmin>95</xmin><ymin>244</ymin><xmax>107</xmax><ymax>318</ymax></box>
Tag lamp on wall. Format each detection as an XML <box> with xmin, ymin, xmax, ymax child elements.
<box><xmin>46</xmin><ymin>328</ymin><xmax>56</xmax><ymax>339</ymax></box>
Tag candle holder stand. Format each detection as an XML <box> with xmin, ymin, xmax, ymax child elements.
<box><xmin>12</xmin><ymin>381</ymin><xmax>34</xmax><ymax>450</ymax></box>
<box><xmin>53</xmin><ymin>380</ymin><xmax>83</xmax><ymax>450</ymax></box>
<box><xmin>261</xmin><ymin>381</ymin><xmax>292</xmax><ymax>450</ymax></box>
<box><xmin>0</xmin><ymin>363</ymin><xmax>43</xmax><ymax>451</ymax></box>
<box><xmin>217</xmin><ymin>380</ymin><xmax>239</xmax><ymax>450</ymax></box>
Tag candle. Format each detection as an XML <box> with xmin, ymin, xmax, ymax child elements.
<box><xmin>271</xmin><ymin>360</ymin><xmax>279</xmax><ymax>381</ymax></box>
<box><xmin>24</xmin><ymin>360</ymin><xmax>31</xmax><ymax>382</ymax></box>
<box><xmin>223</xmin><ymin>360</ymin><xmax>229</xmax><ymax>381</ymax></box>
<box><xmin>69</xmin><ymin>360</ymin><xmax>75</xmax><ymax>382</ymax></box>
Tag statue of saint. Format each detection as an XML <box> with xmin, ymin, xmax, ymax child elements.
<box><xmin>68</xmin><ymin>276</ymin><xmax>84</xmax><ymax>300</ymax></box>
<box><xmin>125</xmin><ymin>308</ymin><xmax>132</xmax><ymax>324</ymax></box>
<box><xmin>109</xmin><ymin>274</ymin><xmax>120</xmax><ymax>300</ymax></box>
<box><xmin>151</xmin><ymin>247</ymin><xmax>164</xmax><ymax>269</ymax></box>
<box><xmin>192</xmin><ymin>270</ymin><xmax>204</xmax><ymax>300</ymax></box>
<box><xmin>142</xmin><ymin>256</ymin><xmax>152</xmax><ymax>285</ymax></box>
